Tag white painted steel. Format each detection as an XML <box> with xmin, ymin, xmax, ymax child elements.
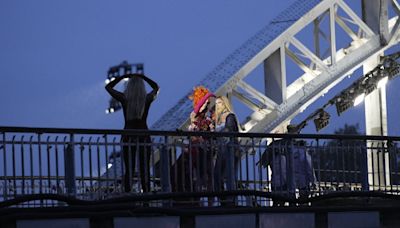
<box><xmin>152</xmin><ymin>0</ymin><xmax>400</xmax><ymax>135</ymax></box>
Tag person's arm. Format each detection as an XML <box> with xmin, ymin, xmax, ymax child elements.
<box><xmin>136</xmin><ymin>74</ymin><xmax>159</xmax><ymax>100</ymax></box>
<box><xmin>188</xmin><ymin>111</ymin><xmax>197</xmax><ymax>131</ymax></box>
<box><xmin>105</xmin><ymin>75</ymin><xmax>129</xmax><ymax>102</ymax></box>
<box><xmin>259</xmin><ymin>145</ymin><xmax>273</xmax><ymax>168</ymax></box>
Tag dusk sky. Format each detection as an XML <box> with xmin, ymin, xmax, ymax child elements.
<box><xmin>1</xmin><ymin>0</ymin><xmax>399</xmax><ymax>136</ymax></box>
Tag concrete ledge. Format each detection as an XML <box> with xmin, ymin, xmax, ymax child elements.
<box><xmin>327</xmin><ymin>211</ymin><xmax>379</xmax><ymax>228</ymax></box>
<box><xmin>17</xmin><ymin>218</ymin><xmax>89</xmax><ymax>228</ymax></box>
<box><xmin>260</xmin><ymin>213</ymin><xmax>315</xmax><ymax>228</ymax></box>
<box><xmin>195</xmin><ymin>214</ymin><xmax>256</xmax><ymax>228</ymax></box>
<box><xmin>114</xmin><ymin>216</ymin><xmax>180</xmax><ymax>228</ymax></box>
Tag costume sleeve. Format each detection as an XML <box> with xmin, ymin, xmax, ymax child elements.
<box><xmin>138</xmin><ymin>74</ymin><xmax>159</xmax><ymax>101</ymax></box>
<box><xmin>105</xmin><ymin>76</ymin><xmax>126</xmax><ymax>102</ymax></box>
<box><xmin>188</xmin><ymin>112</ymin><xmax>197</xmax><ymax>131</ymax></box>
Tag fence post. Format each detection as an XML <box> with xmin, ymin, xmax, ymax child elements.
<box><xmin>64</xmin><ymin>134</ymin><xmax>76</xmax><ymax>197</ymax></box>
<box><xmin>1</xmin><ymin>132</ymin><xmax>7</xmax><ymax>200</ymax></box>
<box><xmin>361</xmin><ymin>142</ymin><xmax>369</xmax><ymax>191</ymax></box>
<box><xmin>161</xmin><ymin>136</ymin><xmax>171</xmax><ymax>193</ymax></box>
<box><xmin>226</xmin><ymin>138</ymin><xmax>235</xmax><ymax>191</ymax></box>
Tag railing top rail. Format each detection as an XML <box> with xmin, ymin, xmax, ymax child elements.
<box><xmin>1</xmin><ymin>126</ymin><xmax>400</xmax><ymax>141</ymax></box>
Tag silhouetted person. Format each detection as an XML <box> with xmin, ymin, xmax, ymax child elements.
<box><xmin>214</xmin><ymin>96</ymin><xmax>240</xmax><ymax>206</ymax></box>
<box><xmin>105</xmin><ymin>73</ymin><xmax>159</xmax><ymax>193</ymax></box>
<box><xmin>260</xmin><ymin>125</ymin><xmax>315</xmax><ymax>206</ymax></box>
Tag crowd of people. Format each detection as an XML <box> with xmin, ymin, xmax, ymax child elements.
<box><xmin>105</xmin><ymin>73</ymin><xmax>315</xmax><ymax>206</ymax></box>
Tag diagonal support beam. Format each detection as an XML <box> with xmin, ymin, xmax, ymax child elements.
<box><xmin>232</xmin><ymin>89</ymin><xmax>270</xmax><ymax>115</ymax></box>
<box><xmin>286</xmin><ymin>47</ymin><xmax>318</xmax><ymax>76</ymax></box>
<box><xmin>337</xmin><ymin>0</ymin><xmax>375</xmax><ymax>37</ymax></box>
<box><xmin>290</xmin><ymin>37</ymin><xmax>329</xmax><ymax>72</ymax></box>
<box><xmin>389</xmin><ymin>17</ymin><xmax>400</xmax><ymax>44</ymax></box>
<box><xmin>237</xmin><ymin>80</ymin><xmax>278</xmax><ymax>110</ymax></box>
<box><xmin>389</xmin><ymin>1</ymin><xmax>400</xmax><ymax>43</ymax></box>
<box><xmin>393</xmin><ymin>0</ymin><xmax>400</xmax><ymax>15</ymax></box>
<box><xmin>335</xmin><ymin>14</ymin><xmax>361</xmax><ymax>41</ymax></box>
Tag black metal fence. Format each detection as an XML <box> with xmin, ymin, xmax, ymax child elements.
<box><xmin>1</xmin><ymin>126</ymin><xmax>400</xmax><ymax>208</ymax></box>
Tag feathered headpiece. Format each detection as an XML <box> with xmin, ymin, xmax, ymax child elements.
<box><xmin>189</xmin><ymin>86</ymin><xmax>215</xmax><ymax>114</ymax></box>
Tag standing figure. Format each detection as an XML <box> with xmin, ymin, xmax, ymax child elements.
<box><xmin>105</xmin><ymin>73</ymin><xmax>159</xmax><ymax>193</ymax></box>
<box><xmin>213</xmin><ymin>96</ymin><xmax>240</xmax><ymax>205</ymax></box>
<box><xmin>260</xmin><ymin>125</ymin><xmax>315</xmax><ymax>206</ymax></box>
<box><xmin>187</xmin><ymin>86</ymin><xmax>215</xmax><ymax>191</ymax></box>
<box><xmin>260</xmin><ymin>136</ymin><xmax>291</xmax><ymax>206</ymax></box>
<box><xmin>170</xmin><ymin>86</ymin><xmax>215</xmax><ymax>207</ymax></box>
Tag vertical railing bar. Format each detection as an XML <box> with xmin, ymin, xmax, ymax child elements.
<box><xmin>387</xmin><ymin>141</ymin><xmax>392</xmax><ymax>193</ymax></box>
<box><xmin>38</xmin><ymin>133</ymin><xmax>43</xmax><ymax>195</ymax></box>
<box><xmin>112</xmin><ymin>137</ymin><xmax>117</xmax><ymax>194</ymax></box>
<box><xmin>1</xmin><ymin>132</ymin><xmax>7</xmax><ymax>200</ymax></box>
<box><xmin>150</xmin><ymin>138</ymin><xmax>155</xmax><ymax>193</ymax></box>
<box><xmin>29</xmin><ymin>136</ymin><xmax>34</xmax><ymax>195</ymax></box>
<box><xmin>384</xmin><ymin>141</ymin><xmax>388</xmax><ymax>191</ymax></box>
<box><xmin>136</xmin><ymin>136</ymin><xmax>140</xmax><ymax>193</ymax></box>
<box><xmin>120</xmin><ymin>139</ymin><xmax>124</xmax><ymax>194</ymax></box>
<box><xmin>196</xmin><ymin>139</ymin><xmax>200</xmax><ymax>192</ymax></box>
<box><xmin>96</xmin><ymin>137</ymin><xmax>101</xmax><ymax>199</ymax></box>
<box><xmin>321</xmin><ymin>141</ymin><xmax>326</xmax><ymax>194</ymax></box>
<box><xmin>47</xmin><ymin>136</ymin><xmax>54</xmax><ymax>206</ymax></box>
<box><xmin>62</xmin><ymin>136</ymin><xmax>68</xmax><ymax>196</ymax></box>
<box><xmin>88</xmin><ymin>137</ymin><xmax>93</xmax><ymax>197</ymax></box>
<box><xmin>315</xmin><ymin>140</ymin><xmax>319</xmax><ymax>195</ymax></box>
<box><xmin>21</xmin><ymin>136</ymin><xmax>25</xmax><ymax>195</ymax></box>
<box><xmin>46</xmin><ymin>136</ymin><xmax>52</xmax><ymax>194</ymax></box>
<box><xmin>334</xmin><ymin>140</ymin><xmax>339</xmax><ymax>190</ymax></box>
<box><xmin>245</xmin><ymin>140</ymin><xmax>250</xmax><ymax>190</ymax></box>
<box><xmin>239</xmin><ymin>139</ymin><xmax>243</xmax><ymax>191</ymax></box>
<box><xmin>210</xmin><ymin>137</ymin><xmax>215</xmax><ymax>195</ymax></box>
<box><xmin>202</xmin><ymin>138</ymin><xmax>206</xmax><ymax>193</ymax></box>
<box><xmin>383</xmin><ymin>141</ymin><xmax>387</xmax><ymax>190</ymax></box>
<box><xmin>258</xmin><ymin>138</ymin><xmax>263</xmax><ymax>193</ymax></box>
<box><xmin>341</xmin><ymin>141</ymin><xmax>346</xmax><ymax>189</ymax></box>
<box><xmin>80</xmin><ymin>137</ymin><xmax>85</xmax><ymax>197</ymax></box>
<box><xmin>126</xmin><ymin>137</ymin><xmax>132</xmax><ymax>193</ymax></box>
<box><xmin>255</xmin><ymin>138</ymin><xmax>260</xmax><ymax>205</ymax></box>
<box><xmin>272</xmin><ymin>139</ymin><xmax>280</xmax><ymax>193</ymax></box>
<box><xmin>353</xmin><ymin>142</ymin><xmax>358</xmax><ymax>190</ymax></box>
<box><xmin>375</xmin><ymin>142</ymin><xmax>380</xmax><ymax>190</ymax></box>
<box><xmin>360</xmin><ymin>141</ymin><xmax>366</xmax><ymax>191</ymax></box>
<box><xmin>252</xmin><ymin>138</ymin><xmax>256</xmax><ymax>192</ymax></box>
<box><xmin>377</xmin><ymin>142</ymin><xmax>382</xmax><ymax>190</ymax></box>
<box><xmin>371</xmin><ymin>142</ymin><xmax>375</xmax><ymax>190</ymax></box>
<box><xmin>391</xmin><ymin>141</ymin><xmax>396</xmax><ymax>193</ymax></box>
<box><xmin>104</xmin><ymin>134</ymin><xmax>110</xmax><ymax>195</ymax></box>
<box><xmin>55</xmin><ymin>136</ymin><xmax>60</xmax><ymax>195</ymax></box>
<box><xmin>289</xmin><ymin>139</ymin><xmax>294</xmax><ymax>200</ymax></box>
<box><xmin>188</xmin><ymin>136</ymin><xmax>193</xmax><ymax>192</ymax></box>
<box><xmin>160</xmin><ymin>135</ymin><xmax>171</xmax><ymax>198</ymax></box>
<box><xmin>177</xmin><ymin>139</ymin><xmax>181</xmax><ymax>193</ymax></box>
<box><xmin>64</xmin><ymin>133</ymin><xmax>76</xmax><ymax>197</ymax></box>
<box><xmin>309</xmin><ymin>140</ymin><xmax>315</xmax><ymax>196</ymax></box>
<box><xmin>11</xmin><ymin>135</ymin><xmax>16</xmax><ymax>198</ymax></box>
<box><xmin>144</xmin><ymin>135</ymin><xmax>149</xmax><ymax>193</ymax></box>
<box><xmin>395</xmin><ymin>143</ymin><xmax>399</xmax><ymax>193</ymax></box>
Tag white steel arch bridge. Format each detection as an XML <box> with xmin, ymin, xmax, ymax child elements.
<box><xmin>152</xmin><ymin>0</ymin><xmax>400</xmax><ymax>136</ymax></box>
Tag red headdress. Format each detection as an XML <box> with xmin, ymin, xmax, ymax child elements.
<box><xmin>188</xmin><ymin>86</ymin><xmax>215</xmax><ymax>114</ymax></box>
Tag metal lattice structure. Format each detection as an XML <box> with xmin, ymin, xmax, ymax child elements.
<box><xmin>152</xmin><ymin>0</ymin><xmax>400</xmax><ymax>133</ymax></box>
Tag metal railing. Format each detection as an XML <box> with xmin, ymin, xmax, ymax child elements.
<box><xmin>1</xmin><ymin>126</ymin><xmax>400</xmax><ymax>208</ymax></box>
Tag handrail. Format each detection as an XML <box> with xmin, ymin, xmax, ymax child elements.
<box><xmin>1</xmin><ymin>126</ymin><xmax>400</xmax><ymax>141</ymax></box>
